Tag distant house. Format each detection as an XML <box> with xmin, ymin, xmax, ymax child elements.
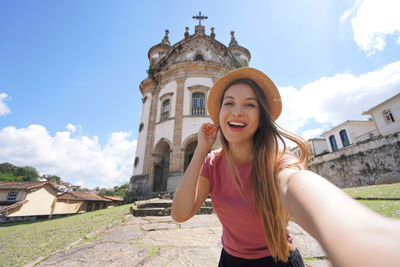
<box><xmin>54</xmin><ymin>191</ymin><xmax>111</xmax><ymax>215</ymax></box>
<box><xmin>100</xmin><ymin>195</ymin><xmax>123</xmax><ymax>207</ymax></box>
<box><xmin>362</xmin><ymin>93</ymin><xmax>400</xmax><ymax>136</ymax></box>
<box><xmin>0</xmin><ymin>181</ymin><xmax>59</xmax><ymax>222</ymax></box>
<box><xmin>321</xmin><ymin>120</ymin><xmax>377</xmax><ymax>152</ymax></box>
<box><xmin>51</xmin><ymin>181</ymin><xmax>72</xmax><ymax>193</ymax></box>
<box><xmin>291</xmin><ymin>138</ymin><xmax>329</xmax><ymax>158</ymax></box>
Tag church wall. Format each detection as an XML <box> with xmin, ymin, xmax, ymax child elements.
<box><xmin>154</xmin><ymin>119</ymin><xmax>174</xmax><ymax>148</ymax></box>
<box><xmin>183</xmin><ymin>77</ymin><xmax>213</xmax><ymax>116</ymax></box>
<box><xmin>157</xmin><ymin>81</ymin><xmax>177</xmax><ymax>122</ymax></box>
<box><xmin>133</xmin><ymin>93</ymin><xmax>152</xmax><ymax>175</ymax></box>
<box><xmin>182</xmin><ymin>117</ymin><xmax>210</xmax><ymax>144</ymax></box>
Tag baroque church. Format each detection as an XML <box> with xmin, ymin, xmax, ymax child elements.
<box><xmin>126</xmin><ymin>14</ymin><xmax>251</xmax><ymax>201</ymax></box>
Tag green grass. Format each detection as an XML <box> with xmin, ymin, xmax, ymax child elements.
<box><xmin>343</xmin><ymin>183</ymin><xmax>400</xmax><ymax>198</ymax></box>
<box><xmin>0</xmin><ymin>204</ymin><xmax>132</xmax><ymax>267</ymax></box>
<box><xmin>358</xmin><ymin>200</ymin><xmax>400</xmax><ymax>218</ymax></box>
<box><xmin>343</xmin><ymin>183</ymin><xmax>400</xmax><ymax>218</ymax></box>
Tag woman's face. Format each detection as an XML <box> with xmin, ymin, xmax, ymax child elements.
<box><xmin>219</xmin><ymin>82</ymin><xmax>260</xmax><ymax>146</ymax></box>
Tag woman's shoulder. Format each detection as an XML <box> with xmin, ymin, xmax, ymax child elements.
<box><xmin>207</xmin><ymin>149</ymin><xmax>224</xmax><ymax>166</ymax></box>
<box><xmin>277</xmin><ymin>151</ymin><xmax>303</xmax><ymax>171</ymax></box>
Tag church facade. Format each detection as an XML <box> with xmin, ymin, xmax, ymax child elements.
<box><xmin>126</xmin><ymin>21</ymin><xmax>251</xmax><ymax>201</ymax></box>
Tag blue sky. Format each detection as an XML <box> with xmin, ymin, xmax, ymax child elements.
<box><xmin>1</xmin><ymin>0</ymin><xmax>399</xmax><ymax>188</ymax></box>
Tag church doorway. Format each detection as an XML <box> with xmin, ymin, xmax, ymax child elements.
<box><xmin>152</xmin><ymin>141</ymin><xmax>170</xmax><ymax>192</ymax></box>
<box><xmin>184</xmin><ymin>140</ymin><xmax>198</xmax><ymax>172</ymax></box>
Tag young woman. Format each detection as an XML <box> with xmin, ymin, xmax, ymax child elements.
<box><xmin>171</xmin><ymin>67</ymin><xmax>400</xmax><ymax>267</ymax></box>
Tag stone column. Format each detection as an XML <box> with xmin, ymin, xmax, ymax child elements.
<box><xmin>167</xmin><ymin>77</ymin><xmax>185</xmax><ymax>191</ymax></box>
<box><xmin>143</xmin><ymin>85</ymin><xmax>159</xmax><ymax>192</ymax></box>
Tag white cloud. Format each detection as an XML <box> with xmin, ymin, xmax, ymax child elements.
<box><xmin>0</xmin><ymin>124</ymin><xmax>137</xmax><ymax>189</ymax></box>
<box><xmin>276</xmin><ymin>60</ymin><xmax>400</xmax><ymax>138</ymax></box>
<box><xmin>342</xmin><ymin>0</ymin><xmax>400</xmax><ymax>54</ymax></box>
<box><xmin>66</xmin><ymin>123</ymin><xmax>76</xmax><ymax>133</ymax></box>
<box><xmin>340</xmin><ymin>0</ymin><xmax>362</xmax><ymax>23</ymax></box>
<box><xmin>0</xmin><ymin>93</ymin><xmax>11</xmax><ymax>115</ymax></box>
<box><xmin>301</xmin><ymin>128</ymin><xmax>326</xmax><ymax>141</ymax></box>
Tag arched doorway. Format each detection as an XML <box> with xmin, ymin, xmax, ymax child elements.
<box><xmin>152</xmin><ymin>140</ymin><xmax>171</xmax><ymax>192</ymax></box>
<box><xmin>184</xmin><ymin>140</ymin><xmax>198</xmax><ymax>172</ymax></box>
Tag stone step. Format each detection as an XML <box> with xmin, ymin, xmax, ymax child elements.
<box><xmin>131</xmin><ymin>198</ymin><xmax>214</xmax><ymax>217</ymax></box>
<box><xmin>131</xmin><ymin>206</ymin><xmax>215</xmax><ymax>217</ymax></box>
<box><xmin>137</xmin><ymin>202</ymin><xmax>172</xmax><ymax>209</ymax></box>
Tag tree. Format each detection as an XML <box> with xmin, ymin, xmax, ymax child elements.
<box><xmin>98</xmin><ymin>183</ymin><xmax>129</xmax><ymax>198</ymax></box>
<box><xmin>42</xmin><ymin>175</ymin><xmax>61</xmax><ymax>182</ymax></box>
<box><xmin>0</xmin><ymin>162</ymin><xmax>39</xmax><ymax>181</ymax></box>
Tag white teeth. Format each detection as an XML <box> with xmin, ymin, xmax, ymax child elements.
<box><xmin>229</xmin><ymin>121</ymin><xmax>246</xmax><ymax>127</ymax></box>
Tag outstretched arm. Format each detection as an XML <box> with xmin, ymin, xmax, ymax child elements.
<box><xmin>277</xmin><ymin>169</ymin><xmax>400</xmax><ymax>267</ymax></box>
<box><xmin>171</xmin><ymin>123</ymin><xmax>218</xmax><ymax>223</ymax></box>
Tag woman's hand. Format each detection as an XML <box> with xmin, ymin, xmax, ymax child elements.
<box><xmin>198</xmin><ymin>123</ymin><xmax>219</xmax><ymax>152</ymax></box>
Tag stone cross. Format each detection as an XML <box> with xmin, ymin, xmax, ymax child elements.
<box><xmin>192</xmin><ymin>11</ymin><xmax>208</xmax><ymax>26</ymax></box>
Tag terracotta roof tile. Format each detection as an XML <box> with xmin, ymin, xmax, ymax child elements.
<box><xmin>0</xmin><ymin>181</ymin><xmax>58</xmax><ymax>191</ymax></box>
<box><xmin>101</xmin><ymin>196</ymin><xmax>123</xmax><ymax>201</ymax></box>
<box><xmin>0</xmin><ymin>200</ymin><xmax>29</xmax><ymax>214</ymax></box>
<box><xmin>58</xmin><ymin>191</ymin><xmax>111</xmax><ymax>202</ymax></box>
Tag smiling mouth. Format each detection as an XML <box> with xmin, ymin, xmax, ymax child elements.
<box><xmin>228</xmin><ymin>121</ymin><xmax>247</xmax><ymax>128</ymax></box>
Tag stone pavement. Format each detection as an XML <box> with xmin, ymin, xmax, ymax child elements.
<box><xmin>34</xmin><ymin>214</ymin><xmax>332</xmax><ymax>267</ymax></box>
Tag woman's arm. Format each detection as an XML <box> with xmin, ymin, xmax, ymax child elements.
<box><xmin>171</xmin><ymin>123</ymin><xmax>218</xmax><ymax>223</ymax></box>
<box><xmin>277</xmin><ymin>169</ymin><xmax>400</xmax><ymax>267</ymax></box>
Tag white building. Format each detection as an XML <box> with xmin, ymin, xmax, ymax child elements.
<box><xmin>321</xmin><ymin>120</ymin><xmax>377</xmax><ymax>152</ymax></box>
<box><xmin>291</xmin><ymin>138</ymin><xmax>328</xmax><ymax>158</ymax></box>
<box><xmin>362</xmin><ymin>93</ymin><xmax>400</xmax><ymax>137</ymax></box>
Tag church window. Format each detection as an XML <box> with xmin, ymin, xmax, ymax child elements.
<box><xmin>95</xmin><ymin>203</ymin><xmax>100</xmax><ymax>210</ymax></box>
<box><xmin>6</xmin><ymin>192</ymin><xmax>18</xmax><ymax>201</ymax></box>
<box><xmin>383</xmin><ymin>110</ymin><xmax>395</xmax><ymax>123</ymax></box>
<box><xmin>194</xmin><ymin>54</ymin><xmax>204</xmax><ymax>61</ymax></box>
<box><xmin>339</xmin><ymin>129</ymin><xmax>350</xmax><ymax>147</ymax></box>
<box><xmin>134</xmin><ymin>157</ymin><xmax>139</xmax><ymax>167</ymax></box>
<box><xmin>161</xmin><ymin>99</ymin><xmax>170</xmax><ymax>120</ymax></box>
<box><xmin>329</xmin><ymin>135</ymin><xmax>338</xmax><ymax>152</ymax></box>
<box><xmin>192</xmin><ymin>92</ymin><xmax>205</xmax><ymax>115</ymax></box>
<box><xmin>139</xmin><ymin>123</ymin><xmax>144</xmax><ymax>132</ymax></box>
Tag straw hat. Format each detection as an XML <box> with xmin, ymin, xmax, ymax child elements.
<box><xmin>207</xmin><ymin>67</ymin><xmax>282</xmax><ymax>124</ymax></box>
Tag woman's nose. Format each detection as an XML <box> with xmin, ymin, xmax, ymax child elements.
<box><xmin>231</xmin><ymin>104</ymin><xmax>243</xmax><ymax>115</ymax></box>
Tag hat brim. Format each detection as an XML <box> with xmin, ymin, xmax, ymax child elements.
<box><xmin>207</xmin><ymin>67</ymin><xmax>282</xmax><ymax>124</ymax></box>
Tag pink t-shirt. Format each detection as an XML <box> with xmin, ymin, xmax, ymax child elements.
<box><xmin>200</xmin><ymin>152</ymin><xmax>296</xmax><ymax>259</ymax></box>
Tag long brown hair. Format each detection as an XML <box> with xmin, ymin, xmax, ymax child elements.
<box><xmin>219</xmin><ymin>79</ymin><xmax>309</xmax><ymax>262</ymax></box>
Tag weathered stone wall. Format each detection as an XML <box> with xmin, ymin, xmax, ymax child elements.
<box><xmin>309</xmin><ymin>132</ymin><xmax>400</xmax><ymax>188</ymax></box>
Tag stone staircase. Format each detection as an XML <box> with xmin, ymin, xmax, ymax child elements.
<box><xmin>130</xmin><ymin>198</ymin><xmax>214</xmax><ymax>217</ymax></box>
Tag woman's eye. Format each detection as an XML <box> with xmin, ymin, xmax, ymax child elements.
<box><xmin>247</xmin><ymin>103</ymin><xmax>256</xmax><ymax>107</ymax></box>
<box><xmin>223</xmin><ymin>102</ymin><xmax>233</xmax><ymax>106</ymax></box>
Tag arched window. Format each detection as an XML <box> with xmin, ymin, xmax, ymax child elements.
<box><xmin>161</xmin><ymin>99</ymin><xmax>170</xmax><ymax>120</ymax></box>
<box><xmin>339</xmin><ymin>129</ymin><xmax>350</xmax><ymax>147</ymax></box>
<box><xmin>329</xmin><ymin>135</ymin><xmax>338</xmax><ymax>152</ymax></box>
<box><xmin>383</xmin><ymin>109</ymin><xmax>395</xmax><ymax>123</ymax></box>
<box><xmin>134</xmin><ymin>157</ymin><xmax>139</xmax><ymax>167</ymax></box>
<box><xmin>194</xmin><ymin>54</ymin><xmax>204</xmax><ymax>61</ymax></box>
<box><xmin>192</xmin><ymin>92</ymin><xmax>205</xmax><ymax>115</ymax></box>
